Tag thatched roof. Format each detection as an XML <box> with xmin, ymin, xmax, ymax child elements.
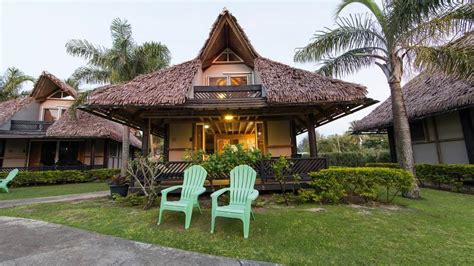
<box><xmin>30</xmin><ymin>71</ymin><xmax>78</xmax><ymax>100</ymax></box>
<box><xmin>353</xmin><ymin>72</ymin><xmax>474</xmax><ymax>132</ymax></box>
<box><xmin>0</xmin><ymin>97</ymin><xmax>34</xmax><ymax>125</ymax></box>
<box><xmin>86</xmin><ymin>59</ymin><xmax>201</xmax><ymax>106</ymax></box>
<box><xmin>84</xmin><ymin>9</ymin><xmax>370</xmax><ymax>108</ymax></box>
<box><xmin>47</xmin><ymin>110</ymin><xmax>141</xmax><ymax>148</ymax></box>
<box><xmin>255</xmin><ymin>58</ymin><xmax>368</xmax><ymax>104</ymax></box>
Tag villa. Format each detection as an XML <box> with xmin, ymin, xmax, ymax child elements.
<box><xmin>79</xmin><ymin>10</ymin><xmax>377</xmax><ymax>177</ymax></box>
<box><xmin>0</xmin><ymin>72</ymin><xmax>140</xmax><ymax>170</ymax></box>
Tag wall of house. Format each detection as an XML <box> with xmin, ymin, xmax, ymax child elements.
<box><xmin>266</xmin><ymin>120</ymin><xmax>292</xmax><ymax>157</ymax></box>
<box><xmin>2</xmin><ymin>139</ymin><xmax>28</xmax><ymax>167</ymax></box>
<box><xmin>83</xmin><ymin>139</ymin><xmax>105</xmax><ymax>166</ymax></box>
<box><xmin>169</xmin><ymin>123</ymin><xmax>193</xmax><ymax>161</ymax></box>
<box><xmin>193</xmin><ymin>64</ymin><xmax>256</xmax><ymax>86</ymax></box>
<box><xmin>38</xmin><ymin>99</ymin><xmax>73</xmax><ymax>120</ymax></box>
<box><xmin>412</xmin><ymin>111</ymin><xmax>469</xmax><ymax>164</ymax></box>
<box><xmin>0</xmin><ymin>102</ymin><xmax>40</xmax><ymax>130</ymax></box>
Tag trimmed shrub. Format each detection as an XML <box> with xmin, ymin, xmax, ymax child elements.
<box><xmin>322</xmin><ymin>150</ymin><xmax>391</xmax><ymax>167</ymax></box>
<box><xmin>309</xmin><ymin>167</ymin><xmax>415</xmax><ymax>203</ymax></box>
<box><xmin>10</xmin><ymin>168</ymin><xmax>119</xmax><ymax>187</ymax></box>
<box><xmin>365</xmin><ymin>163</ymin><xmax>474</xmax><ymax>192</ymax></box>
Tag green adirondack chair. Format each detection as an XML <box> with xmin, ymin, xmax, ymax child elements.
<box><xmin>158</xmin><ymin>165</ymin><xmax>208</xmax><ymax>229</ymax></box>
<box><xmin>0</xmin><ymin>169</ymin><xmax>19</xmax><ymax>193</ymax></box>
<box><xmin>211</xmin><ymin>164</ymin><xmax>259</xmax><ymax>239</ymax></box>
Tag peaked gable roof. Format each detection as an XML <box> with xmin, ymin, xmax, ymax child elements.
<box><xmin>198</xmin><ymin>9</ymin><xmax>259</xmax><ymax>68</ymax></box>
<box><xmin>353</xmin><ymin>72</ymin><xmax>474</xmax><ymax>132</ymax></box>
<box><xmin>0</xmin><ymin>97</ymin><xmax>35</xmax><ymax>125</ymax></box>
<box><xmin>30</xmin><ymin>71</ymin><xmax>78</xmax><ymax>100</ymax></box>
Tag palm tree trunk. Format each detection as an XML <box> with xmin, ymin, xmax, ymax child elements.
<box><xmin>388</xmin><ymin>57</ymin><xmax>420</xmax><ymax>199</ymax></box>
<box><xmin>121</xmin><ymin>125</ymin><xmax>130</xmax><ymax>177</ymax></box>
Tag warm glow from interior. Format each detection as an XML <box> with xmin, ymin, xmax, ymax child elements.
<box><xmin>204</xmin><ymin>124</ymin><xmax>210</xmax><ymax>129</ymax></box>
<box><xmin>224</xmin><ymin>115</ymin><xmax>234</xmax><ymax>121</ymax></box>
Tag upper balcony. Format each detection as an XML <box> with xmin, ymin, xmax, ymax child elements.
<box><xmin>10</xmin><ymin>120</ymin><xmax>53</xmax><ymax>132</ymax></box>
<box><xmin>188</xmin><ymin>85</ymin><xmax>264</xmax><ymax>106</ymax></box>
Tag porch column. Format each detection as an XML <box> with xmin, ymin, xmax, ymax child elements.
<box><xmin>142</xmin><ymin>118</ymin><xmax>150</xmax><ymax>156</ymax></box>
<box><xmin>103</xmin><ymin>139</ymin><xmax>109</xmax><ymax>168</ymax></box>
<box><xmin>306</xmin><ymin>114</ymin><xmax>318</xmax><ymax>157</ymax></box>
<box><xmin>387</xmin><ymin>126</ymin><xmax>397</xmax><ymax>163</ymax></box>
<box><xmin>90</xmin><ymin>140</ymin><xmax>96</xmax><ymax>169</ymax></box>
<box><xmin>289</xmin><ymin>119</ymin><xmax>298</xmax><ymax>157</ymax></box>
<box><xmin>459</xmin><ymin>109</ymin><xmax>474</xmax><ymax>164</ymax></box>
<box><xmin>163</xmin><ymin>124</ymin><xmax>170</xmax><ymax>162</ymax></box>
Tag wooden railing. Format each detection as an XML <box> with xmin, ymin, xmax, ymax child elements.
<box><xmin>193</xmin><ymin>85</ymin><xmax>263</xmax><ymax>100</ymax></box>
<box><xmin>154</xmin><ymin>157</ymin><xmax>328</xmax><ymax>182</ymax></box>
<box><xmin>10</xmin><ymin>120</ymin><xmax>53</xmax><ymax>131</ymax></box>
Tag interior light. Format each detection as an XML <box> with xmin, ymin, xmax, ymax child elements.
<box><xmin>224</xmin><ymin>115</ymin><xmax>234</xmax><ymax>121</ymax></box>
<box><xmin>204</xmin><ymin>125</ymin><xmax>210</xmax><ymax>129</ymax></box>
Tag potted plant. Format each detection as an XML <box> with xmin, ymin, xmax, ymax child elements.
<box><xmin>108</xmin><ymin>175</ymin><xmax>129</xmax><ymax>197</ymax></box>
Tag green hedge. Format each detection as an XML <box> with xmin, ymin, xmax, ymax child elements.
<box><xmin>321</xmin><ymin>151</ymin><xmax>391</xmax><ymax>167</ymax></box>
<box><xmin>365</xmin><ymin>163</ymin><xmax>474</xmax><ymax>191</ymax></box>
<box><xmin>308</xmin><ymin>167</ymin><xmax>415</xmax><ymax>203</ymax></box>
<box><xmin>11</xmin><ymin>168</ymin><xmax>120</xmax><ymax>187</ymax></box>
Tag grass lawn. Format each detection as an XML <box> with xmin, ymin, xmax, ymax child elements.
<box><xmin>0</xmin><ymin>188</ymin><xmax>472</xmax><ymax>264</ymax></box>
<box><xmin>0</xmin><ymin>182</ymin><xmax>108</xmax><ymax>201</ymax></box>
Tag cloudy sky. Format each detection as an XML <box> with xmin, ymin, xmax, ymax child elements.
<box><xmin>1</xmin><ymin>0</ymin><xmax>396</xmax><ymax>137</ymax></box>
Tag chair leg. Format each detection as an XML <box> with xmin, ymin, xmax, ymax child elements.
<box><xmin>196</xmin><ymin>202</ymin><xmax>202</xmax><ymax>214</ymax></box>
<box><xmin>210</xmin><ymin>213</ymin><xmax>216</xmax><ymax>233</ymax></box>
<box><xmin>184</xmin><ymin>207</ymin><xmax>193</xmax><ymax>230</ymax></box>
<box><xmin>157</xmin><ymin>208</ymin><xmax>164</xmax><ymax>225</ymax></box>
<box><xmin>251</xmin><ymin>210</ymin><xmax>256</xmax><ymax>220</ymax></box>
<box><xmin>243</xmin><ymin>216</ymin><xmax>250</xmax><ymax>239</ymax></box>
<box><xmin>0</xmin><ymin>185</ymin><xmax>8</xmax><ymax>193</ymax></box>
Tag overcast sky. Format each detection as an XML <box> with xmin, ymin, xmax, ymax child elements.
<box><xmin>1</xmin><ymin>0</ymin><xmax>397</xmax><ymax>138</ymax></box>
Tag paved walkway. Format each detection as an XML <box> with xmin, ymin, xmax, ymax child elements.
<box><xmin>0</xmin><ymin>191</ymin><xmax>109</xmax><ymax>209</ymax></box>
<box><xmin>0</xmin><ymin>217</ymin><xmax>271</xmax><ymax>265</ymax></box>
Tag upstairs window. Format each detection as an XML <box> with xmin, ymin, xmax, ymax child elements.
<box><xmin>208</xmin><ymin>74</ymin><xmax>251</xmax><ymax>86</ymax></box>
<box><xmin>48</xmin><ymin>91</ymin><xmax>73</xmax><ymax>99</ymax></box>
<box><xmin>212</xmin><ymin>48</ymin><xmax>243</xmax><ymax>64</ymax></box>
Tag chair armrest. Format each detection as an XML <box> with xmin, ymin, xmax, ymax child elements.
<box><xmin>192</xmin><ymin>187</ymin><xmax>206</xmax><ymax>197</ymax></box>
<box><xmin>160</xmin><ymin>185</ymin><xmax>182</xmax><ymax>201</ymax></box>
<box><xmin>248</xmin><ymin>189</ymin><xmax>259</xmax><ymax>201</ymax></box>
<box><xmin>210</xmin><ymin>188</ymin><xmax>231</xmax><ymax>199</ymax></box>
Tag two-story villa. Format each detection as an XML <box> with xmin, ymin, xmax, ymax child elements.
<box><xmin>80</xmin><ymin>10</ymin><xmax>376</xmax><ymax>167</ymax></box>
<box><xmin>0</xmin><ymin>72</ymin><xmax>140</xmax><ymax>170</ymax></box>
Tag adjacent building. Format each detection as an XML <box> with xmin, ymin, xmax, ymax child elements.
<box><xmin>0</xmin><ymin>72</ymin><xmax>141</xmax><ymax>170</ymax></box>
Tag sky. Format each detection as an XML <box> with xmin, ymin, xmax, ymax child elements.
<box><xmin>1</xmin><ymin>0</ymin><xmax>394</xmax><ymax>138</ymax></box>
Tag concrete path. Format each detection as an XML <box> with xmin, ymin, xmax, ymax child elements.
<box><xmin>0</xmin><ymin>191</ymin><xmax>109</xmax><ymax>209</ymax></box>
<box><xmin>0</xmin><ymin>217</ymin><xmax>271</xmax><ymax>265</ymax></box>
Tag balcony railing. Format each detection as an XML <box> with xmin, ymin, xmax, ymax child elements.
<box><xmin>10</xmin><ymin>120</ymin><xmax>53</xmax><ymax>132</ymax></box>
<box><xmin>193</xmin><ymin>85</ymin><xmax>263</xmax><ymax>100</ymax></box>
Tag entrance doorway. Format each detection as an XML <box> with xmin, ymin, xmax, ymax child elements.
<box><xmin>194</xmin><ymin>121</ymin><xmax>265</xmax><ymax>154</ymax></box>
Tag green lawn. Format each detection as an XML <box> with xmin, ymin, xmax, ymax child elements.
<box><xmin>0</xmin><ymin>182</ymin><xmax>108</xmax><ymax>200</ymax></box>
<box><xmin>0</xmin><ymin>188</ymin><xmax>473</xmax><ymax>265</ymax></box>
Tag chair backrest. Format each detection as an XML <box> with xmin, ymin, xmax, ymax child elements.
<box><xmin>2</xmin><ymin>169</ymin><xmax>19</xmax><ymax>185</ymax></box>
<box><xmin>229</xmin><ymin>165</ymin><xmax>257</xmax><ymax>205</ymax></box>
<box><xmin>180</xmin><ymin>165</ymin><xmax>207</xmax><ymax>200</ymax></box>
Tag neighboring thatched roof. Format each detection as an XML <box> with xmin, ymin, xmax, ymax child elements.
<box><xmin>255</xmin><ymin>58</ymin><xmax>368</xmax><ymax>104</ymax></box>
<box><xmin>30</xmin><ymin>71</ymin><xmax>78</xmax><ymax>100</ymax></box>
<box><xmin>353</xmin><ymin>72</ymin><xmax>474</xmax><ymax>132</ymax></box>
<box><xmin>86</xmin><ymin>59</ymin><xmax>201</xmax><ymax>106</ymax></box>
<box><xmin>84</xmin><ymin>9</ymin><xmax>370</xmax><ymax>108</ymax></box>
<box><xmin>0</xmin><ymin>97</ymin><xmax>34</xmax><ymax>125</ymax></box>
<box><xmin>47</xmin><ymin>110</ymin><xmax>141</xmax><ymax>148</ymax></box>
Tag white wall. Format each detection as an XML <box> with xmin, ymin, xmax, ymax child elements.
<box><xmin>0</xmin><ymin>101</ymin><xmax>40</xmax><ymax>130</ymax></box>
<box><xmin>195</xmin><ymin>64</ymin><xmax>254</xmax><ymax>86</ymax></box>
<box><xmin>169</xmin><ymin>123</ymin><xmax>193</xmax><ymax>161</ymax></box>
<box><xmin>266</xmin><ymin>120</ymin><xmax>292</xmax><ymax>157</ymax></box>
<box><xmin>2</xmin><ymin>139</ymin><xmax>28</xmax><ymax>167</ymax></box>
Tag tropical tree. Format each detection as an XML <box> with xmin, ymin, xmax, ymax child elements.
<box><xmin>66</xmin><ymin>17</ymin><xmax>171</xmax><ymax>175</ymax></box>
<box><xmin>0</xmin><ymin>67</ymin><xmax>35</xmax><ymax>101</ymax></box>
<box><xmin>295</xmin><ymin>0</ymin><xmax>473</xmax><ymax>198</ymax></box>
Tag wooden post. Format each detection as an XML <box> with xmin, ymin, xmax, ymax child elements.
<box><xmin>121</xmin><ymin>126</ymin><xmax>130</xmax><ymax>177</ymax></box>
<box><xmin>459</xmin><ymin>109</ymin><xmax>474</xmax><ymax>164</ymax></box>
<box><xmin>289</xmin><ymin>119</ymin><xmax>297</xmax><ymax>157</ymax></box>
<box><xmin>306</xmin><ymin>114</ymin><xmax>318</xmax><ymax>157</ymax></box>
<box><xmin>103</xmin><ymin>139</ymin><xmax>109</xmax><ymax>168</ymax></box>
<box><xmin>163</xmin><ymin>124</ymin><xmax>170</xmax><ymax>162</ymax></box>
<box><xmin>387</xmin><ymin>126</ymin><xmax>397</xmax><ymax>163</ymax></box>
<box><xmin>142</xmin><ymin>118</ymin><xmax>150</xmax><ymax>156</ymax></box>
<box><xmin>90</xmin><ymin>140</ymin><xmax>96</xmax><ymax>169</ymax></box>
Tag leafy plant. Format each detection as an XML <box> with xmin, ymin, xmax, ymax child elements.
<box><xmin>272</xmin><ymin>156</ymin><xmax>293</xmax><ymax>206</ymax></box>
<box><xmin>0</xmin><ymin>67</ymin><xmax>35</xmax><ymax>101</ymax></box>
<box><xmin>127</xmin><ymin>154</ymin><xmax>163</xmax><ymax>210</ymax></box>
<box><xmin>108</xmin><ymin>175</ymin><xmax>129</xmax><ymax>186</ymax></box>
<box><xmin>112</xmin><ymin>193</ymin><xmax>147</xmax><ymax>207</ymax></box>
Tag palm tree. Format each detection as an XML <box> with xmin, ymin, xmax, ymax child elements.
<box><xmin>0</xmin><ymin>67</ymin><xmax>35</xmax><ymax>101</ymax></box>
<box><xmin>295</xmin><ymin>0</ymin><xmax>473</xmax><ymax>198</ymax></box>
<box><xmin>66</xmin><ymin>17</ymin><xmax>171</xmax><ymax>176</ymax></box>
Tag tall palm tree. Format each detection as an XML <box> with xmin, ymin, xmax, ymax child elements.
<box><xmin>66</xmin><ymin>18</ymin><xmax>171</xmax><ymax>175</ymax></box>
<box><xmin>0</xmin><ymin>67</ymin><xmax>35</xmax><ymax>101</ymax></box>
<box><xmin>295</xmin><ymin>0</ymin><xmax>473</xmax><ymax>198</ymax></box>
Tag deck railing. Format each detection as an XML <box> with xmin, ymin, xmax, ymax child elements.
<box><xmin>10</xmin><ymin>120</ymin><xmax>53</xmax><ymax>131</ymax></box>
<box><xmin>154</xmin><ymin>157</ymin><xmax>328</xmax><ymax>182</ymax></box>
<box><xmin>192</xmin><ymin>85</ymin><xmax>263</xmax><ymax>100</ymax></box>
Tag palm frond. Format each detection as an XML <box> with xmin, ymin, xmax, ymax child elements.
<box><xmin>110</xmin><ymin>18</ymin><xmax>133</xmax><ymax>42</ymax></box>
<box><xmin>133</xmin><ymin>42</ymin><xmax>171</xmax><ymax>73</ymax></box>
<box><xmin>68</xmin><ymin>90</ymin><xmax>90</xmax><ymax>120</ymax></box>
<box><xmin>317</xmin><ymin>48</ymin><xmax>379</xmax><ymax>77</ymax></box>
<box><xmin>65</xmin><ymin>39</ymin><xmax>108</xmax><ymax>67</ymax></box>
<box><xmin>336</xmin><ymin>0</ymin><xmax>387</xmax><ymax>32</ymax></box>
<box><xmin>295</xmin><ymin>14</ymin><xmax>386</xmax><ymax>63</ymax></box>
<box><xmin>0</xmin><ymin>67</ymin><xmax>35</xmax><ymax>99</ymax></box>
<box><xmin>72</xmin><ymin>66</ymin><xmax>111</xmax><ymax>84</ymax></box>
<box><xmin>411</xmin><ymin>33</ymin><xmax>474</xmax><ymax>80</ymax></box>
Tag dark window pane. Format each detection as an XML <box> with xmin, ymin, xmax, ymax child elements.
<box><xmin>43</xmin><ymin>108</ymin><xmax>58</xmax><ymax>122</ymax></box>
<box><xmin>410</xmin><ymin>121</ymin><xmax>425</xmax><ymax>142</ymax></box>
